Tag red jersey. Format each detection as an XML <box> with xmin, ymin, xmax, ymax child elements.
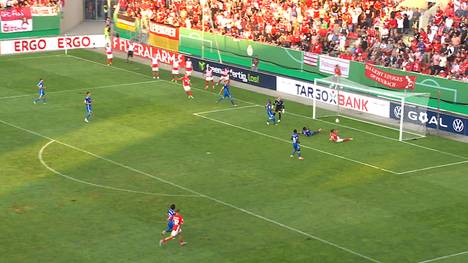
<box><xmin>182</xmin><ymin>76</ymin><xmax>190</xmax><ymax>86</ymax></box>
<box><xmin>173</xmin><ymin>61</ymin><xmax>179</xmax><ymax>70</ymax></box>
<box><xmin>172</xmin><ymin>213</ymin><xmax>184</xmax><ymax>231</ymax></box>
<box><xmin>151</xmin><ymin>57</ymin><xmax>159</xmax><ymax>68</ymax></box>
<box><xmin>335</xmin><ymin>67</ymin><xmax>342</xmax><ymax>76</ymax></box>
<box><xmin>329</xmin><ymin>132</ymin><xmax>338</xmax><ymax>142</ymax></box>
<box><xmin>106</xmin><ymin>47</ymin><xmax>112</xmax><ymax>55</ymax></box>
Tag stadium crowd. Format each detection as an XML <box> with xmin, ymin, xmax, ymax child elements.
<box><xmin>0</xmin><ymin>0</ymin><xmax>60</xmax><ymax>9</ymax></box>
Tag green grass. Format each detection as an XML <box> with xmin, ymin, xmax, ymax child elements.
<box><xmin>1</xmin><ymin>50</ymin><xmax>468</xmax><ymax>263</ymax></box>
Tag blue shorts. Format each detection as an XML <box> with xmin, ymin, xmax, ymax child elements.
<box><xmin>86</xmin><ymin>106</ymin><xmax>92</xmax><ymax>113</ymax></box>
<box><xmin>293</xmin><ymin>143</ymin><xmax>300</xmax><ymax>151</ymax></box>
<box><xmin>223</xmin><ymin>92</ymin><xmax>231</xmax><ymax>98</ymax></box>
<box><xmin>164</xmin><ymin>221</ymin><xmax>174</xmax><ymax>232</ymax></box>
<box><xmin>39</xmin><ymin>90</ymin><xmax>45</xmax><ymax>97</ymax></box>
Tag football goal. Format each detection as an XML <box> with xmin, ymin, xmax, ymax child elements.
<box><xmin>312</xmin><ymin>76</ymin><xmax>430</xmax><ymax>141</ymax></box>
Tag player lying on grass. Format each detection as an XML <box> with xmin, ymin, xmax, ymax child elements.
<box><xmin>33</xmin><ymin>78</ymin><xmax>46</xmax><ymax>104</ymax></box>
<box><xmin>291</xmin><ymin>129</ymin><xmax>304</xmax><ymax>160</ymax></box>
<box><xmin>329</xmin><ymin>129</ymin><xmax>353</xmax><ymax>142</ymax></box>
<box><xmin>160</xmin><ymin>209</ymin><xmax>187</xmax><ymax>247</ymax></box>
<box><xmin>302</xmin><ymin>127</ymin><xmax>322</xmax><ymax>136</ymax></box>
<box><xmin>266</xmin><ymin>99</ymin><xmax>277</xmax><ymax>125</ymax></box>
<box><xmin>174</xmin><ymin>74</ymin><xmax>194</xmax><ymax>99</ymax></box>
<box><xmin>217</xmin><ymin>81</ymin><xmax>236</xmax><ymax>106</ymax></box>
<box><xmin>161</xmin><ymin>204</ymin><xmax>176</xmax><ymax>237</ymax></box>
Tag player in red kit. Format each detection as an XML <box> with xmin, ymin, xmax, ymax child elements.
<box><xmin>331</xmin><ymin>64</ymin><xmax>342</xmax><ymax>89</ymax></box>
<box><xmin>105</xmin><ymin>44</ymin><xmax>113</xmax><ymax>66</ymax></box>
<box><xmin>204</xmin><ymin>66</ymin><xmax>215</xmax><ymax>91</ymax></box>
<box><xmin>160</xmin><ymin>210</ymin><xmax>187</xmax><ymax>246</ymax></box>
<box><xmin>329</xmin><ymin>129</ymin><xmax>353</xmax><ymax>143</ymax></box>
<box><xmin>175</xmin><ymin>74</ymin><xmax>194</xmax><ymax>99</ymax></box>
<box><xmin>171</xmin><ymin>59</ymin><xmax>180</xmax><ymax>82</ymax></box>
<box><xmin>151</xmin><ymin>55</ymin><xmax>159</xmax><ymax>79</ymax></box>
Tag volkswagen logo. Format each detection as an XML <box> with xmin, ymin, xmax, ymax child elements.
<box><xmin>393</xmin><ymin>106</ymin><xmax>402</xmax><ymax>119</ymax></box>
<box><xmin>452</xmin><ymin>119</ymin><xmax>465</xmax><ymax>133</ymax></box>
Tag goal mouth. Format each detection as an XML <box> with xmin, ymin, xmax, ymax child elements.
<box><xmin>312</xmin><ymin>76</ymin><xmax>430</xmax><ymax>141</ymax></box>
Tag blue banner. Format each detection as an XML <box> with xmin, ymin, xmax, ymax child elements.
<box><xmin>390</xmin><ymin>102</ymin><xmax>467</xmax><ymax>136</ymax></box>
<box><xmin>189</xmin><ymin>56</ymin><xmax>277</xmax><ymax>90</ymax></box>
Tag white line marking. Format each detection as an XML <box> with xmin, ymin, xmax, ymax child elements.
<box><xmin>66</xmin><ymin>54</ymin><xmax>467</xmax><ymax>165</ymax></box>
<box><xmin>0</xmin><ymin>80</ymin><xmax>156</xmax><ymax>100</ymax></box>
<box><xmin>397</xmin><ymin>160</ymin><xmax>468</xmax><ymax>175</ymax></box>
<box><xmin>286</xmin><ymin>112</ymin><xmax>468</xmax><ymax>161</ymax></box>
<box><xmin>417</xmin><ymin>250</ymin><xmax>468</xmax><ymax>263</ymax></box>
<box><xmin>0</xmin><ymin>54</ymin><xmax>65</xmax><ymax>61</ymax></box>
<box><xmin>193</xmin><ymin>105</ymin><xmax>258</xmax><ymax>115</ymax></box>
<box><xmin>194</xmin><ymin>112</ymin><xmax>398</xmax><ymax>175</ymax></box>
<box><xmin>0</xmin><ymin>118</ymin><xmax>381</xmax><ymax>263</ymax></box>
<box><xmin>38</xmin><ymin>140</ymin><xmax>200</xmax><ymax>198</ymax></box>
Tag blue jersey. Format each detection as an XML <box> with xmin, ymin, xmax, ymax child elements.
<box><xmin>84</xmin><ymin>96</ymin><xmax>92</xmax><ymax>112</ymax></box>
<box><xmin>165</xmin><ymin>208</ymin><xmax>175</xmax><ymax>231</ymax></box>
<box><xmin>291</xmin><ymin>133</ymin><xmax>300</xmax><ymax>150</ymax></box>
<box><xmin>223</xmin><ymin>84</ymin><xmax>231</xmax><ymax>97</ymax></box>
<box><xmin>37</xmin><ymin>80</ymin><xmax>45</xmax><ymax>95</ymax></box>
<box><xmin>266</xmin><ymin>102</ymin><xmax>274</xmax><ymax>117</ymax></box>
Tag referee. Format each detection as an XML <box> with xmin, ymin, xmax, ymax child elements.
<box><xmin>274</xmin><ymin>97</ymin><xmax>285</xmax><ymax>123</ymax></box>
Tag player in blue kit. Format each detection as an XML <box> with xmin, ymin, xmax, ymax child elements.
<box><xmin>33</xmin><ymin>79</ymin><xmax>46</xmax><ymax>104</ymax></box>
<box><xmin>290</xmin><ymin>129</ymin><xmax>304</xmax><ymax>160</ymax></box>
<box><xmin>84</xmin><ymin>92</ymin><xmax>92</xmax><ymax>123</ymax></box>
<box><xmin>266</xmin><ymin>99</ymin><xmax>277</xmax><ymax>125</ymax></box>
<box><xmin>161</xmin><ymin>204</ymin><xmax>176</xmax><ymax>237</ymax></box>
<box><xmin>217</xmin><ymin>81</ymin><xmax>237</xmax><ymax>106</ymax></box>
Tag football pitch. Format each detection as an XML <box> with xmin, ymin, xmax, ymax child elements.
<box><xmin>1</xmin><ymin>50</ymin><xmax>468</xmax><ymax>263</ymax></box>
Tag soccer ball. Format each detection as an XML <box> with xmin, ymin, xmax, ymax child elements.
<box><xmin>335</xmin><ymin>118</ymin><xmax>340</xmax><ymax>123</ymax></box>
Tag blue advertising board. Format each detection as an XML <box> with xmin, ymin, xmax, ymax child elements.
<box><xmin>390</xmin><ymin>102</ymin><xmax>467</xmax><ymax>136</ymax></box>
<box><xmin>189</xmin><ymin>56</ymin><xmax>277</xmax><ymax>90</ymax></box>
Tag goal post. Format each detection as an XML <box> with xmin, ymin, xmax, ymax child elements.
<box><xmin>312</xmin><ymin>77</ymin><xmax>430</xmax><ymax>141</ymax></box>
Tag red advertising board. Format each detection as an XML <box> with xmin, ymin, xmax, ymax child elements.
<box><xmin>365</xmin><ymin>64</ymin><xmax>417</xmax><ymax>90</ymax></box>
<box><xmin>0</xmin><ymin>7</ymin><xmax>33</xmax><ymax>33</ymax></box>
<box><xmin>112</xmin><ymin>37</ymin><xmax>183</xmax><ymax>64</ymax></box>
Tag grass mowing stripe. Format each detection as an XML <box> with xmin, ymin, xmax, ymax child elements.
<box><xmin>194</xmin><ymin>112</ymin><xmax>398</xmax><ymax>175</ymax></box>
<box><xmin>39</xmin><ymin>140</ymin><xmax>201</xmax><ymax>198</ymax></box>
<box><xmin>0</xmin><ymin>118</ymin><xmax>381</xmax><ymax>263</ymax></box>
<box><xmin>0</xmin><ymin>80</ymin><xmax>157</xmax><ymax>100</ymax></box>
<box><xmin>417</xmin><ymin>250</ymin><xmax>468</xmax><ymax>263</ymax></box>
<box><xmin>0</xmin><ymin>54</ymin><xmax>65</xmax><ymax>61</ymax></box>
<box><xmin>66</xmin><ymin>53</ymin><xmax>466</xmax><ymax>161</ymax></box>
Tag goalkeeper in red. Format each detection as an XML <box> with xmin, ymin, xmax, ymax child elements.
<box><xmin>160</xmin><ymin>209</ymin><xmax>187</xmax><ymax>247</ymax></box>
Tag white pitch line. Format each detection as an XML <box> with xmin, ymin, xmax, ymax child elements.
<box><xmin>194</xmin><ymin>113</ymin><xmax>398</xmax><ymax>175</ymax></box>
<box><xmin>66</xmin><ymin>54</ymin><xmax>467</xmax><ymax>165</ymax></box>
<box><xmin>0</xmin><ymin>80</ymin><xmax>156</xmax><ymax>100</ymax></box>
<box><xmin>0</xmin><ymin>54</ymin><xmax>65</xmax><ymax>61</ymax></box>
<box><xmin>0</xmin><ymin>118</ymin><xmax>381</xmax><ymax>263</ymax></box>
<box><xmin>38</xmin><ymin>140</ymin><xmax>200</xmax><ymax>198</ymax></box>
<box><xmin>397</xmin><ymin>160</ymin><xmax>468</xmax><ymax>175</ymax></box>
<box><xmin>417</xmin><ymin>250</ymin><xmax>468</xmax><ymax>263</ymax></box>
<box><xmin>193</xmin><ymin>104</ymin><xmax>258</xmax><ymax>115</ymax></box>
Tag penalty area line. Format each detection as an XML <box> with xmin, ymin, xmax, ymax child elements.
<box><xmin>417</xmin><ymin>250</ymin><xmax>468</xmax><ymax>263</ymax></box>
<box><xmin>38</xmin><ymin>140</ymin><xmax>200</xmax><ymax>198</ymax></box>
<box><xmin>397</xmin><ymin>160</ymin><xmax>468</xmax><ymax>175</ymax></box>
<box><xmin>194</xmin><ymin>113</ymin><xmax>398</xmax><ymax>175</ymax></box>
<box><xmin>193</xmin><ymin>104</ymin><xmax>259</xmax><ymax>115</ymax></box>
<box><xmin>1</xmin><ymin>118</ymin><xmax>381</xmax><ymax>263</ymax></box>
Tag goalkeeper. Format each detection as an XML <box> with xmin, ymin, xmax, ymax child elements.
<box><xmin>274</xmin><ymin>97</ymin><xmax>285</xmax><ymax>122</ymax></box>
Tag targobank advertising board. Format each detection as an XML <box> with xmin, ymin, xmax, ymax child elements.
<box><xmin>390</xmin><ymin>102</ymin><xmax>467</xmax><ymax>136</ymax></box>
<box><xmin>191</xmin><ymin>57</ymin><xmax>276</xmax><ymax>90</ymax></box>
<box><xmin>277</xmin><ymin>77</ymin><xmax>390</xmax><ymax>117</ymax></box>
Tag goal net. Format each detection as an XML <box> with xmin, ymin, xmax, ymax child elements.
<box><xmin>312</xmin><ymin>76</ymin><xmax>430</xmax><ymax>141</ymax></box>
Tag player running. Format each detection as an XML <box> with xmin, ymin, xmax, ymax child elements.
<box><xmin>84</xmin><ymin>91</ymin><xmax>92</xmax><ymax>123</ymax></box>
<box><xmin>266</xmin><ymin>99</ymin><xmax>277</xmax><ymax>125</ymax></box>
<box><xmin>33</xmin><ymin>78</ymin><xmax>46</xmax><ymax>104</ymax></box>
<box><xmin>217</xmin><ymin>81</ymin><xmax>236</xmax><ymax>106</ymax></box>
<box><xmin>290</xmin><ymin>129</ymin><xmax>304</xmax><ymax>160</ymax></box>
<box><xmin>160</xmin><ymin>209</ymin><xmax>187</xmax><ymax>247</ymax></box>
<box><xmin>329</xmin><ymin>129</ymin><xmax>353</xmax><ymax>142</ymax></box>
<box><xmin>105</xmin><ymin>44</ymin><xmax>113</xmax><ymax>66</ymax></box>
<box><xmin>171</xmin><ymin>59</ymin><xmax>180</xmax><ymax>82</ymax></box>
<box><xmin>204</xmin><ymin>66</ymin><xmax>215</xmax><ymax>91</ymax></box>
<box><xmin>217</xmin><ymin>68</ymin><xmax>229</xmax><ymax>85</ymax></box>
<box><xmin>274</xmin><ymin>97</ymin><xmax>285</xmax><ymax>122</ymax></box>
<box><xmin>161</xmin><ymin>204</ymin><xmax>176</xmax><ymax>237</ymax></box>
<box><xmin>185</xmin><ymin>58</ymin><xmax>193</xmax><ymax>76</ymax></box>
<box><xmin>151</xmin><ymin>55</ymin><xmax>159</xmax><ymax>79</ymax></box>
<box><xmin>174</xmin><ymin>74</ymin><xmax>194</xmax><ymax>99</ymax></box>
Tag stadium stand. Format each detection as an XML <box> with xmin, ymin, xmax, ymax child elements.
<box><xmin>0</xmin><ymin>0</ymin><xmax>61</xmax><ymax>9</ymax></box>
<box><xmin>114</xmin><ymin>0</ymin><xmax>467</xmax><ymax>81</ymax></box>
